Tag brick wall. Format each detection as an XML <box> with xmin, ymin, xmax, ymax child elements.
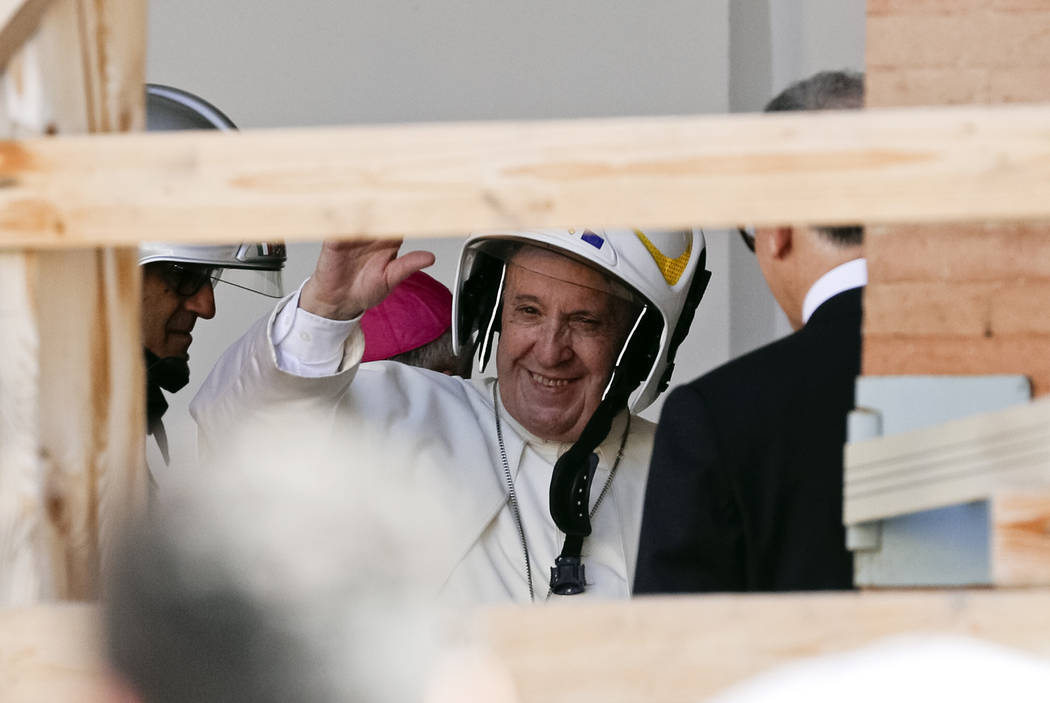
<box><xmin>864</xmin><ymin>0</ymin><xmax>1050</xmax><ymax>396</ymax></box>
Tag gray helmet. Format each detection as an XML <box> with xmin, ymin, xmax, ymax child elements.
<box><xmin>139</xmin><ymin>84</ymin><xmax>285</xmax><ymax>297</ymax></box>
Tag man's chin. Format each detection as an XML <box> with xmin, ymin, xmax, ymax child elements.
<box><xmin>516</xmin><ymin>410</ymin><xmax>585</xmax><ymax>444</ymax></box>
<box><xmin>163</xmin><ymin>331</ymin><xmax>194</xmax><ymax>358</ymax></box>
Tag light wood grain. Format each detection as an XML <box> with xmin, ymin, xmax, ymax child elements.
<box><xmin>474</xmin><ymin>590</ymin><xmax>1050</xmax><ymax>703</ymax></box>
<box><xmin>991</xmin><ymin>490</ymin><xmax>1050</xmax><ymax>586</ymax></box>
<box><xmin>0</xmin><ymin>604</ymin><xmax>110</xmax><ymax>703</ymax></box>
<box><xmin>0</xmin><ymin>103</ymin><xmax>1050</xmax><ymax>247</ymax></box>
<box><xmin>0</xmin><ymin>0</ymin><xmax>56</xmax><ymax>72</ymax></box>
<box><xmin>11</xmin><ymin>592</ymin><xmax>1050</xmax><ymax>703</ymax></box>
<box><xmin>0</xmin><ymin>0</ymin><xmax>146</xmax><ymax>605</ymax></box>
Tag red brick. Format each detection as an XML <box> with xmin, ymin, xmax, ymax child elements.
<box><xmin>867</xmin><ymin>15</ymin><xmax>989</xmax><ymax>69</ymax></box>
<box><xmin>865</xmin><ymin>0</ymin><xmax>1050</xmax><ymax>391</ymax></box>
<box><xmin>864</xmin><ymin>282</ymin><xmax>998</xmax><ymax>336</ymax></box>
<box><xmin>976</xmin><ymin>13</ymin><xmax>1050</xmax><ymax>68</ymax></box>
<box><xmin>992</xmin><ymin>0</ymin><xmax>1050</xmax><ymax>12</ymax></box>
<box><xmin>863</xmin><ymin>334</ymin><xmax>1050</xmax><ymax>396</ymax></box>
<box><xmin>866</xmin><ymin>223</ymin><xmax>1050</xmax><ymax>283</ymax></box>
<box><xmin>867</xmin><ymin>67</ymin><xmax>991</xmax><ymax>106</ymax></box>
<box><xmin>990</xmin><ymin>283</ymin><xmax>1050</xmax><ymax>335</ymax></box>
<box><xmin>869</xmin><ymin>0</ymin><xmax>984</xmax><ymax>16</ymax></box>
<box><xmin>989</xmin><ymin>68</ymin><xmax>1050</xmax><ymax>102</ymax></box>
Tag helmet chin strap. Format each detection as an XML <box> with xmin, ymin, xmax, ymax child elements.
<box><xmin>547</xmin><ymin>304</ymin><xmax>663</xmax><ymax>595</ymax></box>
<box><xmin>144</xmin><ymin>349</ymin><xmax>190</xmax><ymax>465</ymax></box>
<box><xmin>548</xmin><ymin>392</ymin><xmax>628</xmax><ymax>595</ymax></box>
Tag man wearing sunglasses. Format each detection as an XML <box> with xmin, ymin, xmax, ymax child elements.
<box><xmin>139</xmin><ymin>243</ymin><xmax>285</xmax><ymax>467</ymax></box>
<box><xmin>141</xmin><ymin>85</ymin><xmax>286</xmax><ymax>470</ymax></box>
<box><xmin>635</xmin><ymin>70</ymin><xmax>865</xmax><ymax>594</ymax></box>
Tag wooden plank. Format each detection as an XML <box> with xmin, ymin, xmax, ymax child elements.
<box><xmin>0</xmin><ymin>604</ymin><xmax>109</xmax><ymax>703</ymax></box>
<box><xmin>991</xmin><ymin>490</ymin><xmax>1050</xmax><ymax>587</ymax></box>
<box><xmin>0</xmin><ymin>250</ymin><xmax>53</xmax><ymax>603</ymax></box>
<box><xmin>844</xmin><ymin>397</ymin><xmax>1050</xmax><ymax>525</ymax></box>
<box><xmin>0</xmin><ymin>0</ymin><xmax>57</xmax><ymax>73</ymax></box>
<box><xmin>473</xmin><ymin>590</ymin><xmax>1050</xmax><ymax>702</ymax></box>
<box><xmin>0</xmin><ymin>0</ymin><xmax>146</xmax><ymax>605</ymax></box>
<box><xmin>11</xmin><ymin>591</ymin><xmax>1050</xmax><ymax>703</ymax></box>
<box><xmin>1</xmin><ymin>103</ymin><xmax>1050</xmax><ymax>247</ymax></box>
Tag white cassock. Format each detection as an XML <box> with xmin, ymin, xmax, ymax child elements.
<box><xmin>191</xmin><ymin>287</ymin><xmax>655</xmax><ymax>605</ymax></box>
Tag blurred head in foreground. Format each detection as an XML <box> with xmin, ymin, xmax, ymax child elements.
<box><xmin>105</xmin><ymin>420</ymin><xmax>458</xmax><ymax>703</ymax></box>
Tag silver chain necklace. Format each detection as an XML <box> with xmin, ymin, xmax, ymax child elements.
<box><xmin>492</xmin><ymin>381</ymin><xmax>630</xmax><ymax>602</ymax></box>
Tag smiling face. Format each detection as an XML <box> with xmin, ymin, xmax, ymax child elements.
<box><xmin>496</xmin><ymin>247</ymin><xmax>635</xmax><ymax>443</ymax></box>
<box><xmin>141</xmin><ymin>263</ymin><xmax>217</xmax><ymax>360</ymax></box>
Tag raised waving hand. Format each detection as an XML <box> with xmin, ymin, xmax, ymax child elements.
<box><xmin>299</xmin><ymin>238</ymin><xmax>436</xmax><ymax>320</ymax></box>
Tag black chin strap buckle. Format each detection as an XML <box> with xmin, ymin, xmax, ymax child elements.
<box><xmin>550</xmin><ymin>555</ymin><xmax>586</xmax><ymax>595</ymax></box>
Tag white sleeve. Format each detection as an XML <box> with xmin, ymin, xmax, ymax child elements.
<box><xmin>271</xmin><ymin>280</ymin><xmax>362</xmax><ymax>377</ymax></box>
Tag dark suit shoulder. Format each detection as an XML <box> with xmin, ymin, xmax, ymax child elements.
<box><xmin>680</xmin><ymin>288</ymin><xmax>862</xmax><ymax>412</ymax></box>
<box><xmin>643</xmin><ymin>288</ymin><xmax>862</xmax><ymax>593</ymax></box>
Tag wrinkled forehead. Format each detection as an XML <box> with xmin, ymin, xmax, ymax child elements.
<box><xmin>506</xmin><ymin>245</ymin><xmax>635</xmax><ymax>302</ymax></box>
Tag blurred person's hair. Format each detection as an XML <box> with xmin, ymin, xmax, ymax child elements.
<box><xmin>105</xmin><ymin>418</ymin><xmax>454</xmax><ymax>703</ymax></box>
<box><xmin>390</xmin><ymin>327</ymin><xmax>471</xmax><ymax>377</ymax></box>
<box><xmin>765</xmin><ymin>70</ymin><xmax>864</xmax><ymax>248</ymax></box>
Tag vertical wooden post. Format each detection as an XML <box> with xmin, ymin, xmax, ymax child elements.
<box><xmin>0</xmin><ymin>0</ymin><xmax>147</xmax><ymax>604</ymax></box>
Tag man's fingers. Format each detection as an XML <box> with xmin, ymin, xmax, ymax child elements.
<box><xmin>386</xmin><ymin>249</ymin><xmax>437</xmax><ymax>290</ymax></box>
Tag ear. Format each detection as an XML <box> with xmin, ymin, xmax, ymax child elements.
<box><xmin>768</xmin><ymin>226</ymin><xmax>793</xmax><ymax>260</ymax></box>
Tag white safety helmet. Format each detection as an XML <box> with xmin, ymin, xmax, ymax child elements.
<box><xmin>453</xmin><ymin>228</ymin><xmax>712</xmax><ymax>566</ymax></box>
<box><xmin>452</xmin><ymin>227</ymin><xmax>711</xmax><ymax>412</ymax></box>
<box><xmin>139</xmin><ymin>84</ymin><xmax>285</xmax><ymax>297</ymax></box>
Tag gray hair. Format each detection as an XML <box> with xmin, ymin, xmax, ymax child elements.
<box><xmin>765</xmin><ymin>70</ymin><xmax>865</xmax><ymax>248</ymax></box>
<box><xmin>391</xmin><ymin>327</ymin><xmax>472</xmax><ymax>377</ymax></box>
<box><xmin>764</xmin><ymin>70</ymin><xmax>864</xmax><ymax>113</ymax></box>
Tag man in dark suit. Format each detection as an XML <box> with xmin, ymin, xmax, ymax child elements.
<box><xmin>634</xmin><ymin>70</ymin><xmax>865</xmax><ymax>593</ymax></box>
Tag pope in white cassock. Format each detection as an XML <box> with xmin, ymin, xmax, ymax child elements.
<box><xmin>191</xmin><ymin>229</ymin><xmax>711</xmax><ymax>604</ymax></box>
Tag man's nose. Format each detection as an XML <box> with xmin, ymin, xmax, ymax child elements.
<box><xmin>183</xmin><ymin>281</ymin><xmax>216</xmax><ymax>319</ymax></box>
<box><xmin>533</xmin><ymin>320</ymin><xmax>573</xmax><ymax>365</ymax></box>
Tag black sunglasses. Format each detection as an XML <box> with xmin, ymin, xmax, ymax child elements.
<box><xmin>157</xmin><ymin>263</ymin><xmax>220</xmax><ymax>297</ymax></box>
<box><xmin>738</xmin><ymin>227</ymin><xmax>755</xmax><ymax>253</ymax></box>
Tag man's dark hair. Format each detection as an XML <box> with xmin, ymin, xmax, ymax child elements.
<box><xmin>764</xmin><ymin>70</ymin><xmax>864</xmax><ymax>113</ymax></box>
<box><xmin>765</xmin><ymin>70</ymin><xmax>864</xmax><ymax>247</ymax></box>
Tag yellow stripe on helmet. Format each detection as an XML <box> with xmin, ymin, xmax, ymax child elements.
<box><xmin>634</xmin><ymin>229</ymin><xmax>692</xmax><ymax>286</ymax></box>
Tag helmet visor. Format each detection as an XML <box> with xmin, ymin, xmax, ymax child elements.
<box><xmin>215</xmin><ymin>268</ymin><xmax>284</xmax><ymax>298</ymax></box>
<box><xmin>455</xmin><ymin>241</ymin><xmax>643</xmax><ymax>360</ymax></box>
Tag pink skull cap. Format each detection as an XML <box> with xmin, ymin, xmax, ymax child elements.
<box><xmin>361</xmin><ymin>270</ymin><xmax>453</xmax><ymax>362</ymax></box>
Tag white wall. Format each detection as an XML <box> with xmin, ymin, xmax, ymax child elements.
<box><xmin>726</xmin><ymin>0</ymin><xmax>867</xmax><ymax>359</ymax></box>
<box><xmin>769</xmin><ymin>0</ymin><xmax>868</xmax><ymax>100</ymax></box>
<box><xmin>145</xmin><ymin>0</ymin><xmax>864</xmax><ymax>475</ymax></box>
<box><xmin>148</xmin><ymin>0</ymin><xmax>729</xmax><ymax>125</ymax></box>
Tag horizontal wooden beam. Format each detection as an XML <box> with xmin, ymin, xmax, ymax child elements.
<box><xmin>844</xmin><ymin>397</ymin><xmax>1050</xmax><ymax>525</ymax></box>
<box><xmin>10</xmin><ymin>590</ymin><xmax>1050</xmax><ymax>702</ymax></box>
<box><xmin>475</xmin><ymin>590</ymin><xmax>1050</xmax><ymax>702</ymax></box>
<box><xmin>3</xmin><ymin>103</ymin><xmax>1050</xmax><ymax>247</ymax></box>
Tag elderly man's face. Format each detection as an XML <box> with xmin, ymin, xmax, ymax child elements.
<box><xmin>141</xmin><ymin>263</ymin><xmax>217</xmax><ymax>360</ymax></box>
<box><xmin>496</xmin><ymin>248</ymin><xmax>633</xmax><ymax>443</ymax></box>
